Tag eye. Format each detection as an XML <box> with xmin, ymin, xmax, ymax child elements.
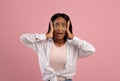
<box><xmin>62</xmin><ymin>23</ymin><xmax>67</xmax><ymax>27</ymax></box>
<box><xmin>54</xmin><ymin>23</ymin><xmax>59</xmax><ymax>27</ymax></box>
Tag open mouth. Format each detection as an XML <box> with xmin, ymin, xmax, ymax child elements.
<box><xmin>57</xmin><ymin>32</ymin><xmax>63</xmax><ymax>36</ymax></box>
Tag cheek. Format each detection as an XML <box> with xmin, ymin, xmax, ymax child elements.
<box><xmin>63</xmin><ymin>27</ymin><xmax>67</xmax><ymax>32</ymax></box>
<box><xmin>53</xmin><ymin>27</ymin><xmax>58</xmax><ymax>31</ymax></box>
<box><xmin>53</xmin><ymin>28</ymin><xmax>56</xmax><ymax>32</ymax></box>
<box><xmin>53</xmin><ymin>29</ymin><xmax>57</xmax><ymax>35</ymax></box>
<box><xmin>63</xmin><ymin>30</ymin><xmax>67</xmax><ymax>35</ymax></box>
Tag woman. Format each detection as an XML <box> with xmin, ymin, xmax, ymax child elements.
<box><xmin>20</xmin><ymin>13</ymin><xmax>95</xmax><ymax>81</ymax></box>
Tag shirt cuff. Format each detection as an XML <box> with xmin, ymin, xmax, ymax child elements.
<box><xmin>35</xmin><ymin>33</ymin><xmax>46</xmax><ymax>41</ymax></box>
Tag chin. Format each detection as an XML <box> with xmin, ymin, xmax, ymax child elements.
<box><xmin>56</xmin><ymin>36</ymin><xmax>64</xmax><ymax>40</ymax></box>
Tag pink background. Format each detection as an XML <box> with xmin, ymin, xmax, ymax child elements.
<box><xmin>0</xmin><ymin>0</ymin><xmax>120</xmax><ymax>81</ymax></box>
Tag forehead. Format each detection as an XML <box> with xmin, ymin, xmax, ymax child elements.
<box><xmin>54</xmin><ymin>17</ymin><xmax>66</xmax><ymax>23</ymax></box>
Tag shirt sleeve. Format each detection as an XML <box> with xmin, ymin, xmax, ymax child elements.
<box><xmin>68</xmin><ymin>36</ymin><xmax>95</xmax><ymax>58</ymax></box>
<box><xmin>20</xmin><ymin>33</ymin><xmax>46</xmax><ymax>51</ymax></box>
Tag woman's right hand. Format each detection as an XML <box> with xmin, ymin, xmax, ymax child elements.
<box><xmin>46</xmin><ymin>21</ymin><xmax>54</xmax><ymax>39</ymax></box>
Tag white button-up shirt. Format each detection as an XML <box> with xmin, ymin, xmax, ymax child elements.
<box><xmin>20</xmin><ymin>33</ymin><xmax>95</xmax><ymax>81</ymax></box>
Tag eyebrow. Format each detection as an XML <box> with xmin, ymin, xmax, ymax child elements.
<box><xmin>54</xmin><ymin>22</ymin><xmax>66</xmax><ymax>24</ymax></box>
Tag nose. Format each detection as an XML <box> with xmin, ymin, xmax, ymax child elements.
<box><xmin>58</xmin><ymin>26</ymin><xmax>62</xmax><ymax>30</ymax></box>
<box><xmin>56</xmin><ymin>25</ymin><xmax>63</xmax><ymax>31</ymax></box>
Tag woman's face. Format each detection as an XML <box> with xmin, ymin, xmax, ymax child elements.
<box><xmin>53</xmin><ymin>17</ymin><xmax>67</xmax><ymax>40</ymax></box>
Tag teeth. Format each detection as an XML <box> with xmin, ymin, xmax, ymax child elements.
<box><xmin>57</xmin><ymin>33</ymin><xmax>62</xmax><ymax>34</ymax></box>
<box><xmin>57</xmin><ymin>33</ymin><xmax>62</xmax><ymax>35</ymax></box>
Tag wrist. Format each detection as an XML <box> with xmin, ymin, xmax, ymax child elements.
<box><xmin>46</xmin><ymin>34</ymin><xmax>50</xmax><ymax>39</ymax></box>
<box><xmin>68</xmin><ymin>34</ymin><xmax>74</xmax><ymax>39</ymax></box>
<box><xmin>46</xmin><ymin>33</ymin><xmax>53</xmax><ymax>39</ymax></box>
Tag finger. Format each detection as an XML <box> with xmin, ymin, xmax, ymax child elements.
<box><xmin>50</xmin><ymin>21</ymin><xmax>54</xmax><ymax>31</ymax></box>
<box><xmin>67</xmin><ymin>20</ymin><xmax>70</xmax><ymax>29</ymax></box>
<box><xmin>50</xmin><ymin>21</ymin><xmax>53</xmax><ymax>28</ymax></box>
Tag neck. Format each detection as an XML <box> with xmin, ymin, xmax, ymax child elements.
<box><xmin>53</xmin><ymin>38</ymin><xmax>65</xmax><ymax>47</ymax></box>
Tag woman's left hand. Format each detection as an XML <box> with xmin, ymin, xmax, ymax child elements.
<box><xmin>67</xmin><ymin>20</ymin><xmax>74</xmax><ymax>39</ymax></box>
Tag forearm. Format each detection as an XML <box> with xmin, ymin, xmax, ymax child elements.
<box><xmin>20</xmin><ymin>33</ymin><xmax>46</xmax><ymax>44</ymax></box>
<box><xmin>69</xmin><ymin>36</ymin><xmax>95</xmax><ymax>53</ymax></box>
